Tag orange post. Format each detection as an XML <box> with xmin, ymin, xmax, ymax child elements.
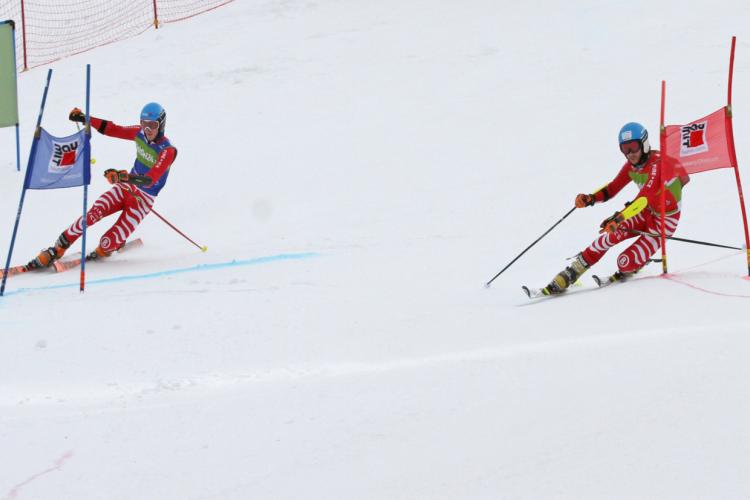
<box><xmin>153</xmin><ymin>0</ymin><xmax>160</xmax><ymax>29</ymax></box>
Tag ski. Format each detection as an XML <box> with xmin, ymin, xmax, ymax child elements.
<box><xmin>0</xmin><ymin>265</ymin><xmax>34</xmax><ymax>280</ymax></box>
<box><xmin>1</xmin><ymin>259</ymin><xmax>62</xmax><ymax>280</ymax></box>
<box><xmin>593</xmin><ymin>271</ymin><xmax>634</xmax><ymax>288</ymax></box>
<box><xmin>526</xmin><ymin>273</ymin><xmax>633</xmax><ymax>296</ymax></box>
<box><xmin>522</xmin><ymin>285</ymin><xmax>549</xmax><ymax>299</ymax></box>
<box><xmin>522</xmin><ymin>279</ymin><xmax>588</xmax><ymax>299</ymax></box>
<box><xmin>53</xmin><ymin>238</ymin><xmax>144</xmax><ymax>273</ymax></box>
<box><xmin>592</xmin><ymin>274</ymin><xmax>612</xmax><ymax>288</ymax></box>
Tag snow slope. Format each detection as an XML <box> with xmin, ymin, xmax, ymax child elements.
<box><xmin>2</xmin><ymin>1</ymin><xmax>750</xmax><ymax>498</ymax></box>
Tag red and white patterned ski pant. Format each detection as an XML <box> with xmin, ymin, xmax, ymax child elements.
<box><xmin>581</xmin><ymin>210</ymin><xmax>680</xmax><ymax>273</ymax></box>
<box><xmin>63</xmin><ymin>184</ymin><xmax>154</xmax><ymax>253</ymax></box>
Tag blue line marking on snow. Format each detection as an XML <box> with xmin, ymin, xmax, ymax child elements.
<box><xmin>1</xmin><ymin>252</ymin><xmax>319</xmax><ymax>297</ymax></box>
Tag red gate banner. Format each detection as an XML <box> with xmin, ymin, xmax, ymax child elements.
<box><xmin>663</xmin><ymin>107</ymin><xmax>737</xmax><ymax>176</ymax></box>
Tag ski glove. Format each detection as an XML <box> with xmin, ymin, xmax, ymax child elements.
<box><xmin>69</xmin><ymin>107</ymin><xmax>85</xmax><ymax>123</ymax></box>
<box><xmin>104</xmin><ymin>169</ymin><xmax>129</xmax><ymax>184</ymax></box>
<box><xmin>599</xmin><ymin>211</ymin><xmax>625</xmax><ymax>234</ymax></box>
<box><xmin>103</xmin><ymin>169</ymin><xmax>153</xmax><ymax>187</ymax></box>
<box><xmin>575</xmin><ymin>193</ymin><xmax>595</xmax><ymax>208</ymax></box>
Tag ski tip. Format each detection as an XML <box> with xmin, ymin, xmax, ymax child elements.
<box><xmin>522</xmin><ymin>285</ymin><xmax>553</xmax><ymax>299</ymax></box>
<box><xmin>1</xmin><ymin>265</ymin><xmax>30</xmax><ymax>280</ymax></box>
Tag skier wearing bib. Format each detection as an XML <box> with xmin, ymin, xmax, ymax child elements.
<box><xmin>540</xmin><ymin>122</ymin><xmax>688</xmax><ymax>295</ymax></box>
<box><xmin>26</xmin><ymin>102</ymin><xmax>177</xmax><ymax>269</ymax></box>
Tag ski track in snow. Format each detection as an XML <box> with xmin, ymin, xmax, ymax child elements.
<box><xmin>663</xmin><ymin>274</ymin><xmax>750</xmax><ymax>298</ymax></box>
<box><xmin>1</xmin><ymin>451</ymin><xmax>73</xmax><ymax>500</ymax></box>
<box><xmin>2</xmin><ymin>2</ymin><xmax>750</xmax><ymax>498</ymax></box>
<box><xmin>0</xmin><ymin>251</ymin><xmax>318</xmax><ymax>297</ymax></box>
<box><xmin>3</xmin><ymin>320</ymin><xmax>748</xmax><ymax>414</ymax></box>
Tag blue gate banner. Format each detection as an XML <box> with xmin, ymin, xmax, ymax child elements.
<box><xmin>24</xmin><ymin>128</ymin><xmax>91</xmax><ymax>189</ymax></box>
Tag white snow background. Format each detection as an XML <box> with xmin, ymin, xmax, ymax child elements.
<box><xmin>2</xmin><ymin>1</ymin><xmax>750</xmax><ymax>499</ymax></box>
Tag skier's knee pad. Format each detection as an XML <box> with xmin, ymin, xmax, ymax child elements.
<box><xmin>617</xmin><ymin>251</ymin><xmax>642</xmax><ymax>273</ymax></box>
<box><xmin>99</xmin><ymin>235</ymin><xmax>118</xmax><ymax>253</ymax></box>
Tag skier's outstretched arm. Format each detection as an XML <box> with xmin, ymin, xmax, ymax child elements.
<box><xmin>574</xmin><ymin>162</ymin><xmax>632</xmax><ymax>208</ymax></box>
<box><xmin>69</xmin><ymin>107</ymin><xmax>140</xmax><ymax>140</ymax></box>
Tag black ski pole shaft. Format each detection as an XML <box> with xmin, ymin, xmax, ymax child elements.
<box><xmin>485</xmin><ymin>206</ymin><xmax>576</xmax><ymax>288</ymax></box>
<box><xmin>627</xmin><ymin>229</ymin><xmax>743</xmax><ymax>251</ymax></box>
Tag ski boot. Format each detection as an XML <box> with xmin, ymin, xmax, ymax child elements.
<box><xmin>593</xmin><ymin>269</ymin><xmax>636</xmax><ymax>288</ymax></box>
<box><xmin>87</xmin><ymin>246</ymin><xmax>112</xmax><ymax>261</ymax></box>
<box><xmin>25</xmin><ymin>233</ymin><xmax>71</xmax><ymax>270</ymax></box>
<box><xmin>543</xmin><ymin>253</ymin><xmax>590</xmax><ymax>295</ymax></box>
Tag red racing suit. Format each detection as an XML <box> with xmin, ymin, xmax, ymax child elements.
<box><xmin>581</xmin><ymin>150</ymin><xmax>688</xmax><ymax>273</ymax></box>
<box><xmin>62</xmin><ymin>117</ymin><xmax>177</xmax><ymax>253</ymax></box>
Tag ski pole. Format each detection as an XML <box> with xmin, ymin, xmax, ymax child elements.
<box><xmin>123</xmin><ymin>185</ymin><xmax>207</xmax><ymax>252</ymax></box>
<box><xmin>485</xmin><ymin>206</ymin><xmax>577</xmax><ymax>287</ymax></box>
<box><xmin>149</xmin><ymin>205</ymin><xmax>208</xmax><ymax>252</ymax></box>
<box><xmin>627</xmin><ymin>229</ymin><xmax>743</xmax><ymax>251</ymax></box>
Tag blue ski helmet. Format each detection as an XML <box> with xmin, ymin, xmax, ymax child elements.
<box><xmin>618</xmin><ymin>122</ymin><xmax>650</xmax><ymax>154</ymax></box>
<box><xmin>140</xmin><ymin>102</ymin><xmax>166</xmax><ymax>138</ymax></box>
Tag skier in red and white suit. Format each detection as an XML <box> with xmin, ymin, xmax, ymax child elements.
<box><xmin>542</xmin><ymin>122</ymin><xmax>688</xmax><ymax>295</ymax></box>
<box><xmin>27</xmin><ymin>102</ymin><xmax>177</xmax><ymax>269</ymax></box>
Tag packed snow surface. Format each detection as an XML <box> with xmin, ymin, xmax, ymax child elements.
<box><xmin>2</xmin><ymin>1</ymin><xmax>750</xmax><ymax>499</ymax></box>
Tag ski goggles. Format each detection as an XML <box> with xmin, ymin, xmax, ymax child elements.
<box><xmin>140</xmin><ymin>119</ymin><xmax>160</xmax><ymax>132</ymax></box>
<box><xmin>619</xmin><ymin>140</ymin><xmax>641</xmax><ymax>155</ymax></box>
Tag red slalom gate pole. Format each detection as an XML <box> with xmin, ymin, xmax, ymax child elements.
<box><xmin>725</xmin><ymin>36</ymin><xmax>750</xmax><ymax>276</ymax></box>
<box><xmin>659</xmin><ymin>80</ymin><xmax>668</xmax><ymax>274</ymax></box>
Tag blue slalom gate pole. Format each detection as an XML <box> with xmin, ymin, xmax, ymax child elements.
<box><xmin>80</xmin><ymin>64</ymin><xmax>92</xmax><ymax>292</ymax></box>
<box><xmin>1</xmin><ymin>69</ymin><xmax>53</xmax><ymax>296</ymax></box>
